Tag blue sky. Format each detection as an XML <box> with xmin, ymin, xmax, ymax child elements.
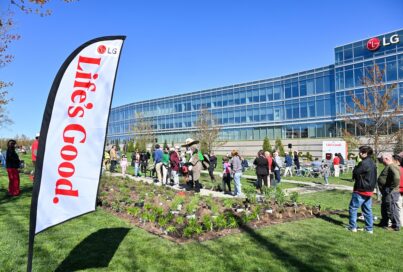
<box><xmin>1</xmin><ymin>0</ymin><xmax>402</xmax><ymax>138</ymax></box>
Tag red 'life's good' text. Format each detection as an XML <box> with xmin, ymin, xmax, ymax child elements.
<box><xmin>53</xmin><ymin>56</ymin><xmax>101</xmax><ymax>204</ymax></box>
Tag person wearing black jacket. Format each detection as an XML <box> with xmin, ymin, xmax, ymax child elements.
<box><xmin>347</xmin><ymin>146</ymin><xmax>377</xmax><ymax>233</ymax></box>
<box><xmin>208</xmin><ymin>152</ymin><xmax>217</xmax><ymax>182</ymax></box>
<box><xmin>253</xmin><ymin>150</ymin><xmax>269</xmax><ymax>194</ymax></box>
<box><xmin>6</xmin><ymin>139</ymin><xmax>21</xmax><ymax>196</ymax></box>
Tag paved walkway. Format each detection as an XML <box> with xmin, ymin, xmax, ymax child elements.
<box><xmin>207</xmin><ymin>171</ymin><xmax>354</xmax><ymax>195</ymax></box>
<box><xmin>107</xmin><ymin>170</ymin><xmax>353</xmax><ymax>198</ymax></box>
<box><xmin>108</xmin><ymin>172</ymin><xmax>236</xmax><ymax>198</ymax></box>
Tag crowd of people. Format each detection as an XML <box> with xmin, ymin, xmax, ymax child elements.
<box><xmin>2</xmin><ymin>137</ymin><xmax>403</xmax><ymax>234</ymax></box>
<box><xmin>347</xmin><ymin>146</ymin><xmax>403</xmax><ymax>233</ymax></box>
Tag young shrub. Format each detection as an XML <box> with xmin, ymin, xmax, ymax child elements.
<box><xmin>158</xmin><ymin>215</ymin><xmax>171</xmax><ymax>228</ymax></box>
<box><xmin>250</xmin><ymin>206</ymin><xmax>261</xmax><ymax>221</ymax></box>
<box><xmin>186</xmin><ymin>195</ymin><xmax>200</xmax><ymax>214</ymax></box>
<box><xmin>170</xmin><ymin>195</ymin><xmax>185</xmax><ymax>210</ymax></box>
<box><xmin>202</xmin><ymin>215</ymin><xmax>214</xmax><ymax>231</ymax></box>
<box><xmin>275</xmin><ymin>138</ymin><xmax>286</xmax><ymax>157</ymax></box>
<box><xmin>275</xmin><ymin>186</ymin><xmax>286</xmax><ymax>207</ymax></box>
<box><xmin>183</xmin><ymin>218</ymin><xmax>203</xmax><ymax>238</ymax></box>
<box><xmin>223</xmin><ymin>198</ymin><xmax>235</xmax><ymax>209</ymax></box>
<box><xmin>214</xmin><ymin>214</ymin><xmax>227</xmax><ymax>229</ymax></box>
<box><xmin>241</xmin><ymin>211</ymin><xmax>251</xmax><ymax>225</ymax></box>
<box><xmin>290</xmin><ymin>191</ymin><xmax>299</xmax><ymax>204</ymax></box>
<box><xmin>263</xmin><ymin>136</ymin><xmax>272</xmax><ymax>152</ymax></box>
<box><xmin>225</xmin><ymin>213</ymin><xmax>239</xmax><ymax>228</ymax></box>
<box><xmin>153</xmin><ymin>206</ymin><xmax>164</xmax><ymax>217</ymax></box>
<box><xmin>127</xmin><ymin>207</ymin><xmax>141</xmax><ymax>217</ymax></box>
<box><xmin>243</xmin><ymin>185</ymin><xmax>257</xmax><ymax>204</ymax></box>
<box><xmin>263</xmin><ymin>186</ymin><xmax>276</xmax><ymax>201</ymax></box>
<box><xmin>166</xmin><ymin>225</ymin><xmax>177</xmax><ymax>235</ymax></box>
<box><xmin>175</xmin><ymin>216</ymin><xmax>185</xmax><ymax>225</ymax></box>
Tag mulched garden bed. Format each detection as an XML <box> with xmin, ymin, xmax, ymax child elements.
<box><xmin>98</xmin><ymin>176</ymin><xmax>323</xmax><ymax>243</ymax></box>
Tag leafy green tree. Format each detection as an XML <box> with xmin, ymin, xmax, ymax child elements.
<box><xmin>127</xmin><ymin>141</ymin><xmax>134</xmax><ymax>153</ymax></box>
<box><xmin>262</xmin><ymin>137</ymin><xmax>272</xmax><ymax>152</ymax></box>
<box><xmin>134</xmin><ymin>141</ymin><xmax>140</xmax><ymax>152</ymax></box>
<box><xmin>275</xmin><ymin>138</ymin><xmax>285</xmax><ymax>156</ymax></box>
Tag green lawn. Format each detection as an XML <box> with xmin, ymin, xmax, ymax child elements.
<box><xmin>1</xmin><ymin>154</ymin><xmax>402</xmax><ymax>272</ymax></box>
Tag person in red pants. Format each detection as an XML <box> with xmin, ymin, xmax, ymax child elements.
<box><xmin>6</xmin><ymin>139</ymin><xmax>21</xmax><ymax>196</ymax></box>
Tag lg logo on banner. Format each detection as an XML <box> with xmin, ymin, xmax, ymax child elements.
<box><xmin>366</xmin><ymin>34</ymin><xmax>400</xmax><ymax>51</ymax></box>
<box><xmin>97</xmin><ymin>44</ymin><xmax>119</xmax><ymax>55</ymax></box>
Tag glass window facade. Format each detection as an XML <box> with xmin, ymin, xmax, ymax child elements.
<box><xmin>108</xmin><ymin>29</ymin><xmax>403</xmax><ymax>143</ymax></box>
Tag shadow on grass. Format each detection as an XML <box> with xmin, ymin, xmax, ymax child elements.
<box><xmin>316</xmin><ymin>214</ymin><xmax>345</xmax><ymax>227</ymax></box>
<box><xmin>232</xmin><ymin>214</ymin><xmax>318</xmax><ymax>272</ymax></box>
<box><xmin>55</xmin><ymin>227</ymin><xmax>130</xmax><ymax>272</ymax></box>
<box><xmin>0</xmin><ymin>186</ymin><xmax>32</xmax><ymax>205</ymax></box>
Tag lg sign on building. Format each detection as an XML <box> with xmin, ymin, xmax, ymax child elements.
<box><xmin>366</xmin><ymin>34</ymin><xmax>399</xmax><ymax>51</ymax></box>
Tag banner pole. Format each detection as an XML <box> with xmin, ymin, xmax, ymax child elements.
<box><xmin>27</xmin><ymin>234</ymin><xmax>34</xmax><ymax>272</ymax></box>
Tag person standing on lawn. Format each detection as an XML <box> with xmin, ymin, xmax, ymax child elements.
<box><xmin>182</xmin><ymin>138</ymin><xmax>202</xmax><ymax>192</ymax></box>
<box><xmin>31</xmin><ymin>133</ymin><xmax>39</xmax><ymax>178</ymax></box>
<box><xmin>284</xmin><ymin>153</ymin><xmax>293</xmax><ymax>177</ymax></box>
<box><xmin>6</xmin><ymin>139</ymin><xmax>21</xmax><ymax>196</ymax></box>
<box><xmin>208</xmin><ymin>151</ymin><xmax>217</xmax><ymax>182</ymax></box>
<box><xmin>322</xmin><ymin>163</ymin><xmax>331</xmax><ymax>185</ymax></box>
<box><xmin>347</xmin><ymin>146</ymin><xmax>377</xmax><ymax>233</ymax></box>
<box><xmin>264</xmin><ymin>151</ymin><xmax>272</xmax><ymax>187</ymax></box>
<box><xmin>273</xmin><ymin>151</ymin><xmax>282</xmax><ymax>185</ymax></box>
<box><xmin>333</xmin><ymin>153</ymin><xmax>340</xmax><ymax>177</ymax></box>
<box><xmin>393</xmin><ymin>154</ymin><xmax>403</xmax><ymax>227</ymax></box>
<box><xmin>293</xmin><ymin>150</ymin><xmax>301</xmax><ymax>176</ymax></box>
<box><xmin>231</xmin><ymin>149</ymin><xmax>243</xmax><ymax>197</ymax></box>
<box><xmin>222</xmin><ymin>156</ymin><xmax>232</xmax><ymax>194</ymax></box>
<box><xmin>153</xmin><ymin>144</ymin><xmax>163</xmax><ymax>183</ymax></box>
<box><xmin>109</xmin><ymin>145</ymin><xmax>117</xmax><ymax>172</ymax></box>
<box><xmin>162</xmin><ymin>147</ymin><xmax>170</xmax><ymax>185</ymax></box>
<box><xmin>254</xmin><ymin>150</ymin><xmax>269</xmax><ymax>194</ymax></box>
<box><xmin>377</xmin><ymin>153</ymin><xmax>401</xmax><ymax>231</ymax></box>
<box><xmin>169</xmin><ymin>146</ymin><xmax>180</xmax><ymax>187</ymax></box>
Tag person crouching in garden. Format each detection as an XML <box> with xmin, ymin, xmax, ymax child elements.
<box><xmin>231</xmin><ymin>149</ymin><xmax>243</xmax><ymax>197</ymax></box>
<box><xmin>6</xmin><ymin>139</ymin><xmax>21</xmax><ymax>197</ymax></box>
<box><xmin>254</xmin><ymin>150</ymin><xmax>268</xmax><ymax>194</ymax></box>
<box><xmin>182</xmin><ymin>139</ymin><xmax>202</xmax><ymax>192</ymax></box>
<box><xmin>222</xmin><ymin>156</ymin><xmax>232</xmax><ymax>194</ymax></box>
<box><xmin>347</xmin><ymin>146</ymin><xmax>377</xmax><ymax>233</ymax></box>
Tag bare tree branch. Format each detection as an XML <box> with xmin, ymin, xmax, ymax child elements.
<box><xmin>192</xmin><ymin>108</ymin><xmax>226</xmax><ymax>153</ymax></box>
<box><xmin>344</xmin><ymin>64</ymin><xmax>403</xmax><ymax>155</ymax></box>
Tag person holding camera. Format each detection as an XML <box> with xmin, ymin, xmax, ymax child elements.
<box><xmin>6</xmin><ymin>139</ymin><xmax>21</xmax><ymax>196</ymax></box>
